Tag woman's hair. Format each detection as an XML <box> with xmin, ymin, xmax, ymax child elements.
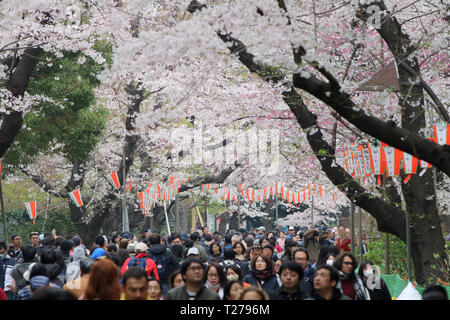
<box><xmin>325</xmin><ymin>252</ymin><xmax>336</xmax><ymax>261</ymax></box>
<box><xmin>233</xmin><ymin>241</ymin><xmax>246</xmax><ymax>255</ymax></box>
<box><xmin>357</xmin><ymin>260</ymin><xmax>374</xmax><ymax>279</ymax></box>
<box><xmin>204</xmin><ymin>262</ymin><xmax>227</xmax><ymax>287</ymax></box>
<box><xmin>333</xmin><ymin>252</ymin><xmax>358</xmax><ymax>273</ymax></box>
<box><xmin>223</xmin><ymin>280</ymin><xmax>243</xmax><ymax>300</ymax></box>
<box><xmin>169</xmin><ymin>269</ymin><xmax>183</xmax><ymax>289</ymax></box>
<box><xmin>316</xmin><ymin>246</ymin><xmax>331</xmax><ymax>265</ymax></box>
<box><xmin>238</xmin><ymin>286</ymin><xmax>269</xmax><ymax>300</ymax></box>
<box><xmin>282</xmin><ymin>239</ymin><xmax>298</xmax><ymax>259</ymax></box>
<box><xmin>226</xmin><ymin>264</ymin><xmax>242</xmax><ymax>280</ymax></box>
<box><xmin>328</xmin><ymin>245</ymin><xmax>339</xmax><ymax>257</ymax></box>
<box><xmin>250</xmin><ymin>254</ymin><xmax>273</xmax><ymax>272</ymax></box>
<box><xmin>210</xmin><ymin>242</ymin><xmax>221</xmax><ymax>254</ymax></box>
<box><xmin>83</xmin><ymin>259</ymin><xmax>121</xmax><ymax>300</ymax></box>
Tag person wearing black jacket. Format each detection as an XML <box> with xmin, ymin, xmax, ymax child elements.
<box><xmin>358</xmin><ymin>260</ymin><xmax>391</xmax><ymax>300</ymax></box>
<box><xmin>147</xmin><ymin>233</ymin><xmax>179</xmax><ymax>295</ymax></box>
<box><xmin>310</xmin><ymin>264</ymin><xmax>351</xmax><ymax>300</ymax></box>
<box><xmin>242</xmin><ymin>254</ymin><xmax>279</xmax><ymax>293</ymax></box>
<box><xmin>269</xmin><ymin>261</ymin><xmax>310</xmax><ymax>300</ymax></box>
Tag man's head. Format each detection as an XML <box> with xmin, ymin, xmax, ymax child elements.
<box><xmin>293</xmin><ymin>248</ymin><xmax>309</xmax><ymax>270</ymax></box>
<box><xmin>314</xmin><ymin>264</ymin><xmax>339</xmax><ymax>292</ymax></box>
<box><xmin>180</xmin><ymin>257</ymin><xmax>205</xmax><ymax>284</ymax></box>
<box><xmin>170</xmin><ymin>234</ymin><xmax>182</xmax><ymax>245</ymax></box>
<box><xmin>190</xmin><ymin>232</ymin><xmax>201</xmax><ymax>243</ymax></box>
<box><xmin>11</xmin><ymin>234</ymin><xmax>22</xmax><ymax>248</ymax></box>
<box><xmin>262</xmin><ymin>245</ymin><xmax>274</xmax><ymax>260</ymax></box>
<box><xmin>288</xmin><ymin>226</ymin><xmax>295</xmax><ymax>235</ymax></box>
<box><xmin>0</xmin><ymin>242</ymin><xmax>7</xmax><ymax>255</ymax></box>
<box><xmin>334</xmin><ymin>253</ymin><xmax>358</xmax><ymax>276</ymax></box>
<box><xmin>148</xmin><ymin>233</ymin><xmax>161</xmax><ymax>245</ymax></box>
<box><xmin>22</xmin><ymin>245</ymin><xmax>37</xmax><ymax>262</ymax></box>
<box><xmin>94</xmin><ymin>235</ymin><xmax>105</xmax><ymax>247</ymax></box>
<box><xmin>80</xmin><ymin>257</ymin><xmax>94</xmax><ymax>275</ymax></box>
<box><xmin>279</xmin><ymin>261</ymin><xmax>303</xmax><ymax>292</ymax></box>
<box><xmin>255</xmin><ymin>226</ymin><xmax>265</xmax><ymax>235</ymax></box>
<box><xmin>29</xmin><ymin>232</ymin><xmax>40</xmax><ymax>247</ymax></box>
<box><xmin>122</xmin><ymin>267</ymin><xmax>149</xmax><ymax>300</ymax></box>
<box><xmin>250</xmin><ymin>245</ymin><xmax>262</xmax><ymax>260</ymax></box>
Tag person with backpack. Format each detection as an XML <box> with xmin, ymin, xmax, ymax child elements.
<box><xmin>147</xmin><ymin>233</ymin><xmax>179</xmax><ymax>295</ymax></box>
<box><xmin>120</xmin><ymin>243</ymin><xmax>159</xmax><ymax>280</ymax></box>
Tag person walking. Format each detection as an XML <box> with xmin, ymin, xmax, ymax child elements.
<box><xmin>293</xmin><ymin>248</ymin><xmax>315</xmax><ymax>296</ymax></box>
<box><xmin>310</xmin><ymin>264</ymin><xmax>351</xmax><ymax>300</ymax></box>
<box><xmin>281</xmin><ymin>239</ymin><xmax>299</xmax><ymax>263</ymax></box>
<box><xmin>269</xmin><ymin>261</ymin><xmax>309</xmax><ymax>300</ymax></box>
<box><xmin>147</xmin><ymin>233</ymin><xmax>179</xmax><ymax>294</ymax></box>
<box><xmin>81</xmin><ymin>259</ymin><xmax>121</xmax><ymax>300</ymax></box>
<box><xmin>164</xmin><ymin>257</ymin><xmax>220</xmax><ymax>300</ymax></box>
<box><xmin>357</xmin><ymin>260</ymin><xmax>391</xmax><ymax>300</ymax></box>
<box><xmin>302</xmin><ymin>229</ymin><xmax>320</xmax><ymax>264</ymax></box>
<box><xmin>121</xmin><ymin>242</ymin><xmax>159</xmax><ymax>280</ymax></box>
<box><xmin>208</xmin><ymin>243</ymin><xmax>224</xmax><ymax>264</ymax></box>
<box><xmin>242</xmin><ymin>254</ymin><xmax>279</xmax><ymax>293</ymax></box>
<box><xmin>63</xmin><ymin>257</ymin><xmax>94</xmax><ymax>299</ymax></box>
<box><xmin>204</xmin><ymin>262</ymin><xmax>227</xmax><ymax>299</ymax></box>
<box><xmin>120</xmin><ymin>267</ymin><xmax>150</xmax><ymax>300</ymax></box>
<box><xmin>8</xmin><ymin>234</ymin><xmax>23</xmax><ymax>261</ymax></box>
<box><xmin>333</xmin><ymin>253</ymin><xmax>370</xmax><ymax>300</ymax></box>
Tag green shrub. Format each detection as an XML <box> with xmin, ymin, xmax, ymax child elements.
<box><xmin>363</xmin><ymin>233</ymin><xmax>412</xmax><ymax>281</ymax></box>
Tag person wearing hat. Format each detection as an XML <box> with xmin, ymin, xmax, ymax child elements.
<box><xmin>120</xmin><ymin>242</ymin><xmax>159</xmax><ymax>279</ymax></box>
<box><xmin>288</xmin><ymin>226</ymin><xmax>296</xmax><ymax>237</ymax></box>
<box><xmin>91</xmin><ymin>247</ymin><xmax>106</xmax><ymax>260</ymax></box>
<box><xmin>186</xmin><ymin>247</ymin><xmax>200</xmax><ymax>259</ymax></box>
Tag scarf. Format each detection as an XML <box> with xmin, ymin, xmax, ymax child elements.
<box><xmin>337</xmin><ymin>271</ymin><xmax>370</xmax><ymax>300</ymax></box>
<box><xmin>205</xmin><ymin>280</ymin><xmax>221</xmax><ymax>291</ymax></box>
<box><xmin>250</xmin><ymin>268</ymin><xmax>273</xmax><ymax>280</ymax></box>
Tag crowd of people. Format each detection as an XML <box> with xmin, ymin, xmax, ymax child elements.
<box><xmin>0</xmin><ymin>225</ymin><xmax>447</xmax><ymax>300</ymax></box>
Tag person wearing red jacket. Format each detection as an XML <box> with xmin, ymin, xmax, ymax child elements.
<box><xmin>121</xmin><ymin>243</ymin><xmax>159</xmax><ymax>280</ymax></box>
<box><xmin>334</xmin><ymin>228</ymin><xmax>351</xmax><ymax>253</ymax></box>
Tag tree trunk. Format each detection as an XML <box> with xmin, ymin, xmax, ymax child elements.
<box><xmin>0</xmin><ymin>48</ymin><xmax>42</xmax><ymax>158</ymax></box>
